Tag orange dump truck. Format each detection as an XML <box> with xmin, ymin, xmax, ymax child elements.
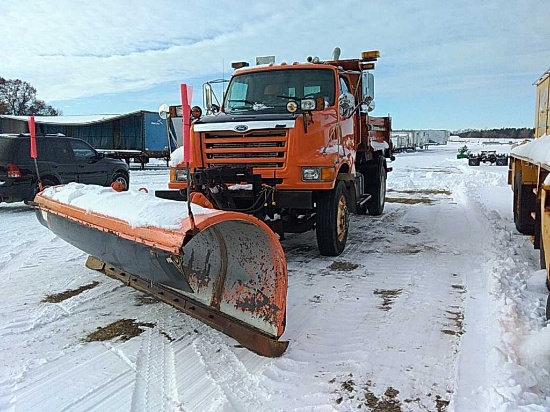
<box><xmin>509</xmin><ymin>68</ymin><xmax>550</xmax><ymax>316</ymax></box>
<box><xmin>156</xmin><ymin>48</ymin><xmax>393</xmax><ymax>256</ymax></box>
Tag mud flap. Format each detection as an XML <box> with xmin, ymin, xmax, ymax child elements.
<box><xmin>33</xmin><ymin>192</ymin><xmax>289</xmax><ymax>356</ymax></box>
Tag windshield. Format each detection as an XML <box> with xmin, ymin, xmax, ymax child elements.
<box><xmin>223</xmin><ymin>68</ymin><xmax>335</xmax><ymax>114</ymax></box>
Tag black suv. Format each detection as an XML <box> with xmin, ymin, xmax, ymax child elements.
<box><xmin>0</xmin><ymin>134</ymin><xmax>130</xmax><ymax>203</ymax></box>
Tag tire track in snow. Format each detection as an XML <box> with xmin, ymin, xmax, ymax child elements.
<box><xmin>270</xmin><ymin>192</ymin><xmax>471</xmax><ymax>409</ymax></box>
<box><xmin>190</xmin><ymin>336</ymin><xmax>274</xmax><ymax>412</ymax></box>
<box><xmin>130</xmin><ymin>329</ymin><xmax>183</xmax><ymax>411</ymax></box>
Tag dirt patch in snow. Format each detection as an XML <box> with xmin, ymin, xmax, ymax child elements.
<box><xmin>395</xmin><ymin>244</ymin><xmax>437</xmax><ymax>254</ymax></box>
<box><xmin>135</xmin><ymin>294</ymin><xmax>160</xmax><ymax>305</ymax></box>
<box><xmin>442</xmin><ymin>303</ymin><xmax>465</xmax><ymax>337</ymax></box>
<box><xmin>83</xmin><ymin>319</ymin><xmax>155</xmax><ymax>342</ymax></box>
<box><xmin>386</xmin><ymin>189</ymin><xmax>452</xmax><ymax>205</ymax></box>
<box><xmin>386</xmin><ymin>197</ymin><xmax>436</xmax><ymax>205</ymax></box>
<box><xmin>328</xmin><ymin>261</ymin><xmax>359</xmax><ymax>271</ymax></box>
<box><xmin>388</xmin><ymin>189</ymin><xmax>452</xmax><ymax>196</ymax></box>
<box><xmin>373</xmin><ymin>289</ymin><xmax>402</xmax><ymax>311</ymax></box>
<box><xmin>398</xmin><ymin>225</ymin><xmax>421</xmax><ymax>235</ymax></box>
<box><xmin>332</xmin><ymin>376</ymin><xmax>450</xmax><ymax>411</ymax></box>
<box><xmin>42</xmin><ymin>281</ymin><xmax>99</xmax><ymax>303</ymax></box>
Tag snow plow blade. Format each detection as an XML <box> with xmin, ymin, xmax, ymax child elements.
<box><xmin>33</xmin><ymin>186</ymin><xmax>288</xmax><ymax>357</ymax></box>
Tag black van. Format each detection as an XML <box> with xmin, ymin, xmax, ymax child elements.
<box><xmin>0</xmin><ymin>134</ymin><xmax>130</xmax><ymax>203</ymax></box>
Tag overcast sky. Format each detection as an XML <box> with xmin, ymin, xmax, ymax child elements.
<box><xmin>2</xmin><ymin>0</ymin><xmax>548</xmax><ymax>131</ymax></box>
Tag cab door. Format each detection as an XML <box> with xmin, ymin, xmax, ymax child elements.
<box><xmin>67</xmin><ymin>139</ymin><xmax>108</xmax><ymax>185</ymax></box>
<box><xmin>338</xmin><ymin>76</ymin><xmax>356</xmax><ymax>152</ymax></box>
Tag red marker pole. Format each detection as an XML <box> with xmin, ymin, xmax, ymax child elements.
<box><xmin>28</xmin><ymin>116</ymin><xmax>43</xmax><ymax>192</ymax></box>
<box><xmin>180</xmin><ymin>84</ymin><xmax>193</xmax><ymax>163</ymax></box>
<box><xmin>180</xmin><ymin>84</ymin><xmax>196</xmax><ymax>231</ymax></box>
<box><xmin>29</xmin><ymin>116</ymin><xmax>37</xmax><ymax>158</ymax></box>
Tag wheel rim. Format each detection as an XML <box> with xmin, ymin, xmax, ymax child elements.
<box><xmin>336</xmin><ymin>194</ymin><xmax>349</xmax><ymax>242</ymax></box>
<box><xmin>114</xmin><ymin>176</ymin><xmax>128</xmax><ymax>190</ymax></box>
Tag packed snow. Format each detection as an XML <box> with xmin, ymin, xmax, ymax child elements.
<box><xmin>510</xmin><ymin>134</ymin><xmax>549</xmax><ymax>164</ymax></box>
<box><xmin>1</xmin><ymin>142</ymin><xmax>550</xmax><ymax>411</ymax></box>
<box><xmin>41</xmin><ymin>183</ymin><xmax>215</xmax><ymax>230</ymax></box>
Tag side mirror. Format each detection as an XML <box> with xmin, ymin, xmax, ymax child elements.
<box><xmin>361</xmin><ymin>71</ymin><xmax>375</xmax><ymax>106</ymax></box>
<box><xmin>158</xmin><ymin>104</ymin><xmax>169</xmax><ymax>120</ymax></box>
<box><xmin>338</xmin><ymin>94</ymin><xmax>351</xmax><ymax>109</ymax></box>
<box><xmin>203</xmin><ymin>83</ymin><xmax>214</xmax><ymax>114</ymax></box>
<box><xmin>338</xmin><ymin>92</ymin><xmax>354</xmax><ymax>117</ymax></box>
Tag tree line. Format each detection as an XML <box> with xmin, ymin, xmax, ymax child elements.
<box><xmin>0</xmin><ymin>77</ymin><xmax>61</xmax><ymax>116</ymax></box>
<box><xmin>454</xmin><ymin>128</ymin><xmax>534</xmax><ymax>140</ymax></box>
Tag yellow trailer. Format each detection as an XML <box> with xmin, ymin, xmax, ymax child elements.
<box><xmin>509</xmin><ymin>68</ymin><xmax>550</xmax><ymax>317</ymax></box>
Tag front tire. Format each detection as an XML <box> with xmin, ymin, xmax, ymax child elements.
<box><xmin>316</xmin><ymin>181</ymin><xmax>349</xmax><ymax>256</ymax></box>
<box><xmin>112</xmin><ymin>172</ymin><xmax>129</xmax><ymax>191</ymax></box>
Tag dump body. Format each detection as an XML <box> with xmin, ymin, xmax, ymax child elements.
<box><xmin>509</xmin><ymin>68</ymin><xmax>550</xmax><ymax>317</ymax></box>
<box><xmin>156</xmin><ymin>51</ymin><xmax>393</xmax><ymax>256</ymax></box>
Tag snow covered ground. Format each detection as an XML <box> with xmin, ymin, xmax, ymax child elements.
<box><xmin>1</xmin><ymin>141</ymin><xmax>550</xmax><ymax>411</ymax></box>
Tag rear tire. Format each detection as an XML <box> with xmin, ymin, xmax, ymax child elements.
<box><xmin>25</xmin><ymin>177</ymin><xmax>56</xmax><ymax>204</ymax></box>
<box><xmin>496</xmin><ymin>157</ymin><xmax>508</xmax><ymax>166</ymax></box>
<box><xmin>540</xmin><ymin>224</ymin><xmax>546</xmax><ymax>271</ymax></box>
<box><xmin>468</xmin><ymin>157</ymin><xmax>481</xmax><ymax>166</ymax></box>
<box><xmin>316</xmin><ymin>181</ymin><xmax>349</xmax><ymax>256</ymax></box>
<box><xmin>514</xmin><ymin>171</ymin><xmax>536</xmax><ymax>235</ymax></box>
<box><xmin>366</xmin><ymin>158</ymin><xmax>386</xmax><ymax>216</ymax></box>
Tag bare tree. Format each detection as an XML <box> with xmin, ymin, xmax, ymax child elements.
<box><xmin>0</xmin><ymin>77</ymin><xmax>61</xmax><ymax>115</ymax></box>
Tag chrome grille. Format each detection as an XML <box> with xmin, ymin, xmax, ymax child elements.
<box><xmin>202</xmin><ymin>129</ymin><xmax>288</xmax><ymax>169</ymax></box>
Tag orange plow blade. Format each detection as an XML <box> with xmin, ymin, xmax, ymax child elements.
<box><xmin>33</xmin><ymin>186</ymin><xmax>288</xmax><ymax>356</ymax></box>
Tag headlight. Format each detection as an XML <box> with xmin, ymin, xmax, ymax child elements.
<box><xmin>175</xmin><ymin>169</ymin><xmax>188</xmax><ymax>181</ymax></box>
<box><xmin>302</xmin><ymin>167</ymin><xmax>335</xmax><ymax>181</ymax></box>
<box><xmin>302</xmin><ymin>167</ymin><xmax>320</xmax><ymax>181</ymax></box>
<box><xmin>300</xmin><ymin>99</ymin><xmax>316</xmax><ymax>111</ymax></box>
<box><xmin>286</xmin><ymin>101</ymin><xmax>298</xmax><ymax>113</ymax></box>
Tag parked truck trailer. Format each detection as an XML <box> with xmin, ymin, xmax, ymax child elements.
<box><xmin>509</xmin><ymin>68</ymin><xmax>550</xmax><ymax>316</ymax></box>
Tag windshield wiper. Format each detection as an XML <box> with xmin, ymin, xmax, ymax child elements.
<box><xmin>276</xmin><ymin>95</ymin><xmax>301</xmax><ymax>101</ymax></box>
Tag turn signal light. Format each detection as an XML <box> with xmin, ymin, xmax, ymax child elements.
<box><xmin>361</xmin><ymin>50</ymin><xmax>380</xmax><ymax>61</ymax></box>
<box><xmin>231</xmin><ymin>61</ymin><xmax>250</xmax><ymax>70</ymax></box>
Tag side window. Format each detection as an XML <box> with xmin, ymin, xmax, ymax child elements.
<box><xmin>68</xmin><ymin>139</ymin><xmax>96</xmax><ymax>160</ymax></box>
<box><xmin>339</xmin><ymin>77</ymin><xmax>350</xmax><ymax>95</ymax></box>
<box><xmin>48</xmin><ymin>140</ymin><xmax>73</xmax><ymax>163</ymax></box>
<box><xmin>15</xmin><ymin>140</ymin><xmax>31</xmax><ymax>163</ymax></box>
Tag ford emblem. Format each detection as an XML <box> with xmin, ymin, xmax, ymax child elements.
<box><xmin>234</xmin><ymin>125</ymin><xmax>248</xmax><ymax>132</ymax></box>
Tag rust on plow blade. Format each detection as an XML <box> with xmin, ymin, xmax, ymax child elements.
<box><xmin>86</xmin><ymin>256</ymin><xmax>288</xmax><ymax>357</ymax></box>
<box><xmin>33</xmin><ymin>191</ymin><xmax>289</xmax><ymax>357</ymax></box>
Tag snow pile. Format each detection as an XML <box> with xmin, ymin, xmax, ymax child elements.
<box><xmin>460</xmin><ymin>175</ymin><xmax>550</xmax><ymax>409</ymax></box>
<box><xmin>169</xmin><ymin>146</ymin><xmax>184</xmax><ymax>167</ymax></box>
<box><xmin>4</xmin><ymin>143</ymin><xmax>550</xmax><ymax>410</ymax></box>
<box><xmin>510</xmin><ymin>134</ymin><xmax>550</xmax><ymax>164</ymax></box>
<box><xmin>41</xmin><ymin>183</ymin><xmax>215</xmax><ymax>229</ymax></box>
